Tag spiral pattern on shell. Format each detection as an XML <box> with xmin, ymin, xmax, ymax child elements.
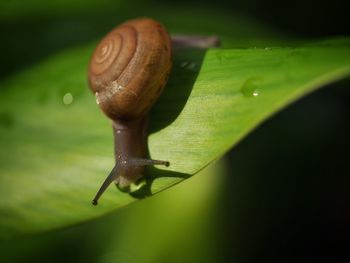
<box><xmin>88</xmin><ymin>18</ymin><xmax>172</xmax><ymax>121</ymax></box>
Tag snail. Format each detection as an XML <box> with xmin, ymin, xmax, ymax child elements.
<box><xmin>88</xmin><ymin>18</ymin><xmax>172</xmax><ymax>205</ymax></box>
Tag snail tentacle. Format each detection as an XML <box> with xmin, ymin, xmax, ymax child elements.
<box><xmin>92</xmin><ymin>164</ymin><xmax>120</xmax><ymax>205</ymax></box>
<box><xmin>129</xmin><ymin>158</ymin><xmax>170</xmax><ymax>167</ymax></box>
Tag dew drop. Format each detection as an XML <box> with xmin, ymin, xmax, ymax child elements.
<box><xmin>63</xmin><ymin>93</ymin><xmax>74</xmax><ymax>105</ymax></box>
<box><xmin>252</xmin><ymin>90</ymin><xmax>259</xmax><ymax>97</ymax></box>
<box><xmin>187</xmin><ymin>62</ymin><xmax>196</xmax><ymax>70</ymax></box>
<box><xmin>180</xmin><ymin>61</ymin><xmax>196</xmax><ymax>71</ymax></box>
<box><xmin>241</xmin><ymin>78</ymin><xmax>261</xmax><ymax>98</ymax></box>
<box><xmin>180</xmin><ymin>61</ymin><xmax>188</xmax><ymax>68</ymax></box>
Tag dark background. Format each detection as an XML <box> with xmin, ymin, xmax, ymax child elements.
<box><xmin>1</xmin><ymin>0</ymin><xmax>350</xmax><ymax>80</ymax></box>
<box><xmin>0</xmin><ymin>0</ymin><xmax>349</xmax><ymax>262</ymax></box>
<box><xmin>222</xmin><ymin>80</ymin><xmax>350</xmax><ymax>262</ymax></box>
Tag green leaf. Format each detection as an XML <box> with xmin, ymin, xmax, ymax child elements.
<box><xmin>0</xmin><ymin>36</ymin><xmax>349</xmax><ymax>239</ymax></box>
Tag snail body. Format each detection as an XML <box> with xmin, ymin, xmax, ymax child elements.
<box><xmin>88</xmin><ymin>18</ymin><xmax>172</xmax><ymax>205</ymax></box>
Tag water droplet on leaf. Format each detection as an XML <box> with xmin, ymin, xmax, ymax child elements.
<box><xmin>180</xmin><ymin>61</ymin><xmax>188</xmax><ymax>68</ymax></box>
<box><xmin>187</xmin><ymin>62</ymin><xmax>196</xmax><ymax>70</ymax></box>
<box><xmin>63</xmin><ymin>93</ymin><xmax>74</xmax><ymax>105</ymax></box>
<box><xmin>241</xmin><ymin>78</ymin><xmax>261</xmax><ymax>98</ymax></box>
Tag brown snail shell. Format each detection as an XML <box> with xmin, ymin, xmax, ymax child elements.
<box><xmin>88</xmin><ymin>18</ymin><xmax>172</xmax><ymax>205</ymax></box>
<box><xmin>88</xmin><ymin>18</ymin><xmax>172</xmax><ymax>121</ymax></box>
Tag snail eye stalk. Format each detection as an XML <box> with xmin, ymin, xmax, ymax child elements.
<box><xmin>92</xmin><ymin>165</ymin><xmax>118</xmax><ymax>206</ymax></box>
